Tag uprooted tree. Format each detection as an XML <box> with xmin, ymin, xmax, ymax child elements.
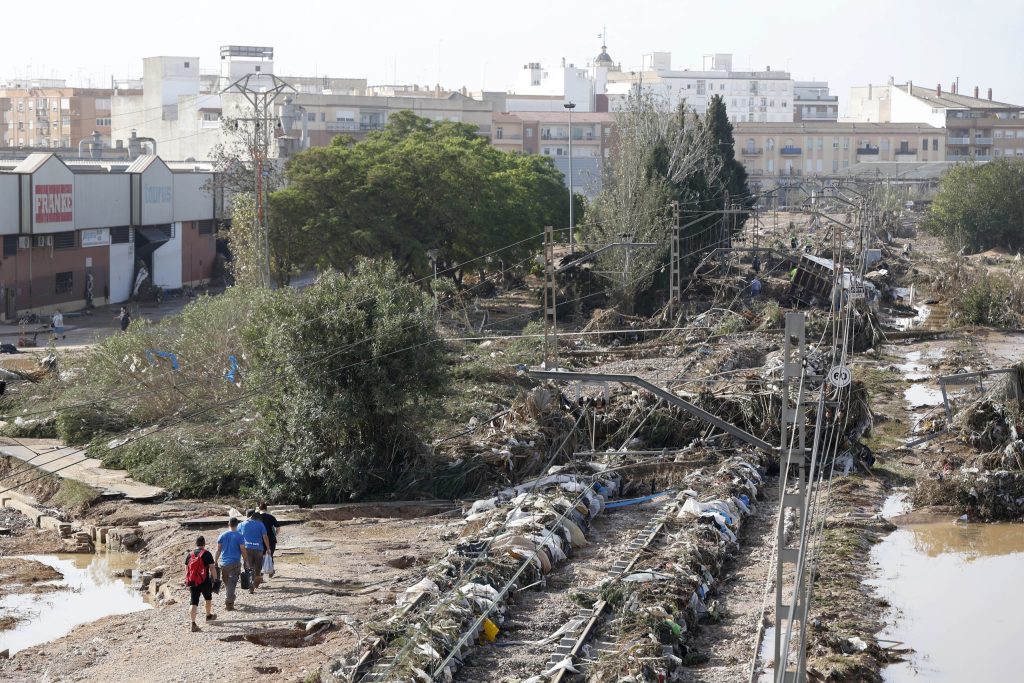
<box><xmin>240</xmin><ymin>258</ymin><xmax>448</xmax><ymax>503</ymax></box>
<box><xmin>923</xmin><ymin>157</ymin><xmax>1024</xmax><ymax>252</ymax></box>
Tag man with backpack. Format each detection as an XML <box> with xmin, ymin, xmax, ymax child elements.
<box><xmin>214</xmin><ymin>518</ymin><xmax>246</xmax><ymax>611</ymax></box>
<box><xmin>238</xmin><ymin>509</ymin><xmax>270</xmax><ymax>593</ymax></box>
<box><xmin>184</xmin><ymin>536</ymin><xmax>217</xmax><ymax>632</ymax></box>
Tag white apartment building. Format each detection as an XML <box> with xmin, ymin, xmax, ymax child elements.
<box><xmin>603</xmin><ymin>53</ymin><xmax>795</xmax><ymax>123</ymax></box>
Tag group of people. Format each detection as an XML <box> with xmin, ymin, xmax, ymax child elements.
<box><xmin>184</xmin><ymin>503</ymin><xmax>280</xmax><ymax>632</ymax></box>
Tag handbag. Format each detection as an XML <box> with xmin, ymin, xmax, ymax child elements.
<box><xmin>262</xmin><ymin>553</ymin><xmax>275</xmax><ymax>575</ymax></box>
<box><xmin>240</xmin><ymin>568</ymin><xmax>252</xmax><ymax>590</ymax></box>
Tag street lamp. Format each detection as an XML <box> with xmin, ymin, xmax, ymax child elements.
<box><xmin>564</xmin><ymin>102</ymin><xmax>576</xmax><ymax>254</ymax></box>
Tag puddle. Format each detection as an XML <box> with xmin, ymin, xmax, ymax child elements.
<box><xmin>0</xmin><ymin>553</ymin><xmax>150</xmax><ymax>654</ymax></box>
<box><xmin>981</xmin><ymin>331</ymin><xmax>1024</xmax><ymax>365</ymax></box>
<box><xmin>903</xmin><ymin>384</ymin><xmax>943</xmax><ymax>408</ymax></box>
<box><xmin>870</xmin><ymin>496</ymin><xmax>1024</xmax><ymax>681</ymax></box>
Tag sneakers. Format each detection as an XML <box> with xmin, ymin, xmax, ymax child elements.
<box><xmin>225</xmin><ymin>603</ymin><xmax>234</xmax><ymax>612</ymax></box>
<box><xmin>206</xmin><ymin>614</ymin><xmax>217</xmax><ymax>621</ymax></box>
<box><xmin>191</xmin><ymin>622</ymin><xmax>201</xmax><ymax>632</ymax></box>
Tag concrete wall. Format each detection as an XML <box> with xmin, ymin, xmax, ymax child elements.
<box><xmin>109</xmin><ymin>239</ymin><xmax>134</xmax><ymax>304</ymax></box>
<box><xmin>172</xmin><ymin>173</ymin><xmax>214</xmax><ymax>221</ymax></box>
<box><xmin>152</xmin><ymin>223</ymin><xmax>182</xmax><ymax>289</ymax></box>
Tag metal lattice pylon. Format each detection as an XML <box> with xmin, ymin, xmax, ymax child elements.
<box><xmin>542</xmin><ymin>225</ymin><xmax>558</xmax><ymax>369</ymax></box>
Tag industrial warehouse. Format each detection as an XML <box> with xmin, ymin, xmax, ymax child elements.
<box><xmin>0</xmin><ymin>152</ymin><xmax>218</xmax><ymax>318</ymax></box>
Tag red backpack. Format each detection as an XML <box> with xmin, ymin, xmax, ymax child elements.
<box><xmin>185</xmin><ymin>549</ymin><xmax>207</xmax><ymax>586</ymax></box>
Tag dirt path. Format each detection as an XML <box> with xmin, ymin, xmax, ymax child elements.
<box><xmin>453</xmin><ymin>502</ymin><xmax>663</xmax><ymax>682</ymax></box>
<box><xmin>0</xmin><ymin>514</ymin><xmax>459</xmax><ymax>682</ymax></box>
<box><xmin>682</xmin><ymin>478</ymin><xmax>779</xmax><ymax>683</ymax></box>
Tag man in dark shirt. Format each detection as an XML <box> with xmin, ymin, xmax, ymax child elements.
<box><xmin>257</xmin><ymin>502</ymin><xmax>279</xmax><ymax>578</ymax></box>
<box><xmin>184</xmin><ymin>535</ymin><xmax>217</xmax><ymax>632</ymax></box>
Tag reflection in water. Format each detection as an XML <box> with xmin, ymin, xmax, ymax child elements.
<box><xmin>871</xmin><ymin>518</ymin><xmax>1024</xmax><ymax>681</ymax></box>
<box><xmin>0</xmin><ymin>553</ymin><xmax>150</xmax><ymax>654</ymax></box>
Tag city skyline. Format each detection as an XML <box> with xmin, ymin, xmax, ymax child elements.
<box><xmin>5</xmin><ymin>0</ymin><xmax>1024</xmax><ymax>113</ymax></box>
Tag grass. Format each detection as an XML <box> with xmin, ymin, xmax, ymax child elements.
<box><xmin>49</xmin><ymin>479</ymin><xmax>101</xmax><ymax>513</ymax></box>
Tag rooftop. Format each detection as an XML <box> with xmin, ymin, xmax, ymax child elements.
<box><xmin>896</xmin><ymin>84</ymin><xmax>1023</xmax><ymax>111</ymax></box>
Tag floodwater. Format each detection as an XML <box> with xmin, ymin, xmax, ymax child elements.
<box><xmin>870</xmin><ymin>496</ymin><xmax>1024</xmax><ymax>681</ymax></box>
<box><xmin>0</xmin><ymin>552</ymin><xmax>150</xmax><ymax>655</ymax></box>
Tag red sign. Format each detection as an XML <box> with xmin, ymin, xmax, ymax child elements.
<box><xmin>34</xmin><ymin>183</ymin><xmax>73</xmax><ymax>223</ymax></box>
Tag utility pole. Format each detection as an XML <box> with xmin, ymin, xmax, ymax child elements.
<box><xmin>775</xmin><ymin>311</ymin><xmax>809</xmax><ymax>683</ymax></box>
<box><xmin>564</xmin><ymin>102</ymin><xmax>577</xmax><ymax>254</ymax></box>
<box><xmin>223</xmin><ymin>72</ymin><xmax>295</xmax><ymax>287</ymax></box>
<box><xmin>669</xmin><ymin>201</ymin><xmax>681</xmax><ymax>318</ymax></box>
<box><xmin>542</xmin><ymin>225</ymin><xmax>558</xmax><ymax>369</ymax></box>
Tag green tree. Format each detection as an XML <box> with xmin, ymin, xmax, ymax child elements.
<box><xmin>923</xmin><ymin>158</ymin><xmax>1024</xmax><ymax>252</ymax></box>
<box><xmin>241</xmin><ymin>260</ymin><xmax>447</xmax><ymax>502</ymax></box>
<box><xmin>705</xmin><ymin>94</ymin><xmax>750</xmax><ymax>210</ymax></box>
<box><xmin>273</xmin><ymin>112</ymin><xmax>569</xmax><ymax>284</ymax></box>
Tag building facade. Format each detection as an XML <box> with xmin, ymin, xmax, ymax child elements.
<box><xmin>0</xmin><ymin>153</ymin><xmax>217</xmax><ymax>317</ymax></box>
<box><xmin>732</xmin><ymin>121</ymin><xmax>946</xmax><ymax>204</ymax></box>
<box><xmin>0</xmin><ymin>80</ymin><xmax>140</xmax><ymax>150</ymax></box>
<box><xmin>845</xmin><ymin>81</ymin><xmax>1024</xmax><ymax>162</ymax></box>
<box><xmin>793</xmin><ymin>81</ymin><xmax>838</xmax><ymax>122</ymax></box>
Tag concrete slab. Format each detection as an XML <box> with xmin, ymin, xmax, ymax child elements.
<box><xmin>179</xmin><ymin>516</ymin><xmax>302</xmax><ymax>529</ymax></box>
<box><xmin>0</xmin><ymin>441</ymin><xmax>165</xmax><ymax>501</ymax></box>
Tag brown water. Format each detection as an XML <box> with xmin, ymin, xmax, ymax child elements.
<box><xmin>869</xmin><ymin>506</ymin><xmax>1024</xmax><ymax>681</ymax></box>
<box><xmin>0</xmin><ymin>552</ymin><xmax>150</xmax><ymax>654</ymax></box>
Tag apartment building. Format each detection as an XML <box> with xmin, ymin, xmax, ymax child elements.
<box><xmin>111</xmin><ymin>47</ymin><xmax>494</xmax><ymax>161</ymax></box>
<box><xmin>733</xmin><ymin>121</ymin><xmax>946</xmax><ymax>202</ymax></box>
<box><xmin>0</xmin><ymin>80</ymin><xmax>140</xmax><ymax>150</ymax></box>
<box><xmin>793</xmin><ymin>81</ymin><xmax>838</xmax><ymax>122</ymax></box>
<box><xmin>493</xmin><ymin>111</ymin><xmax>615</xmax><ymax>158</ymax></box>
<box><xmin>845</xmin><ymin>80</ymin><xmax>1024</xmax><ymax>162</ymax></box>
<box><xmin>603</xmin><ymin>53</ymin><xmax>796</xmax><ymax>123</ymax></box>
<box><xmin>0</xmin><ymin>152</ymin><xmax>217</xmax><ymax>317</ymax></box>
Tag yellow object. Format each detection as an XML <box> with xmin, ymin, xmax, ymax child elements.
<box><xmin>481</xmin><ymin>618</ymin><xmax>499</xmax><ymax>642</ymax></box>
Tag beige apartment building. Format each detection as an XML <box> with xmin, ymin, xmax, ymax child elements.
<box><xmin>0</xmin><ymin>81</ymin><xmax>139</xmax><ymax>149</ymax></box>
<box><xmin>846</xmin><ymin>81</ymin><xmax>1024</xmax><ymax>162</ymax></box>
<box><xmin>492</xmin><ymin>111</ymin><xmax>616</xmax><ymax>159</ymax></box>
<box><xmin>734</xmin><ymin>122</ymin><xmax>946</xmax><ymax>175</ymax></box>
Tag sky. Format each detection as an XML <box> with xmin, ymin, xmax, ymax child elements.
<box><xmin>9</xmin><ymin>0</ymin><xmax>1024</xmax><ymax>112</ymax></box>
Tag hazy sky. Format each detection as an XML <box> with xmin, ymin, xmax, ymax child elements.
<box><xmin>10</xmin><ymin>0</ymin><xmax>1024</xmax><ymax>112</ymax></box>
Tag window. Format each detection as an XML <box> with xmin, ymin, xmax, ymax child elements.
<box><xmin>922</xmin><ymin>138</ymin><xmax>929</xmax><ymax>151</ymax></box>
<box><xmin>782</xmin><ymin>101</ymin><xmax>787</xmax><ymax>108</ymax></box>
<box><xmin>766</xmin><ymin>138</ymin><xmax>775</xmax><ymax>151</ymax></box>
<box><xmin>184</xmin><ymin>61</ymin><xmax>190</xmax><ymax>68</ymax></box>
<box><xmin>254</xmin><ymin>65</ymin><xmax>261</xmax><ymax>72</ymax></box>
<box><xmin>995</xmin><ymin>130</ymin><xmax>1004</xmax><ymax>139</ymax></box>
<box><xmin>496</xmin><ymin>127</ymin><xmax>503</xmax><ymax>140</ymax></box>
<box><xmin>542</xmin><ymin>147</ymin><xmax>550</xmax><ymax>155</ymax></box>
<box><xmin>816</xmin><ymin>159</ymin><xmax>823</xmax><ymax>172</ymax></box>
<box><xmin>526</xmin><ymin>128</ymin><xmax>533</xmax><ymax>138</ymax></box>
<box><xmin>95</xmin><ymin>118</ymin><xmax>111</xmax><ymax>127</ymax></box>
<box><xmin>817</xmin><ymin>137</ymin><xmax>823</xmax><ymax>150</ymax></box>
<box><xmin>110</xmin><ymin>226</ymin><xmax>131</xmax><ymax>244</ymax></box>
<box><xmin>833</xmin><ymin>138</ymin><xmax>839</xmax><ymax>149</ymax></box>
<box><xmin>696</xmin><ymin>80</ymin><xmax>706</xmax><ymax>95</ymax></box>
<box><xmin>198</xmin><ymin>220</ymin><xmax>215</xmax><ymax>235</ymax></box>
<box><xmin>62</xmin><ymin>116</ymin><xmax>70</xmax><ymax>126</ymax></box>
<box><xmin>307</xmin><ymin>112</ymin><xmax>315</xmax><ymax>122</ymax></box>
<box><xmin>3</xmin><ymin>235</ymin><xmax>17</xmax><ymax>257</ymax></box>
<box><xmin>320</xmin><ymin>112</ymin><xmax>326</xmax><ymax>122</ymax></box>
<box><xmin>767</xmin><ymin>159</ymin><xmax>774</xmax><ymax>172</ymax></box>
<box><xmin>53</xmin><ymin>231</ymin><xmax>76</xmax><ymax>250</ymax></box>
<box><xmin>933</xmin><ymin>138</ymin><xmax>939</xmax><ymax>149</ymax></box>
<box><xmin>201</xmin><ymin>112</ymin><xmax>219</xmax><ymax>122</ymax></box>
<box><xmin>55</xmin><ymin>272</ymin><xmax>73</xmax><ymax>294</ymax></box>
<box><xmin>843</xmin><ymin>138</ymin><xmax>850</xmax><ymax>149</ymax></box>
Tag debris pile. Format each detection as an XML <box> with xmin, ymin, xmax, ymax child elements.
<box><xmin>345</xmin><ymin>464</ymin><xmax>622</xmax><ymax>682</ymax></box>
<box><xmin>587</xmin><ymin>453</ymin><xmax>769</xmax><ymax>682</ymax></box>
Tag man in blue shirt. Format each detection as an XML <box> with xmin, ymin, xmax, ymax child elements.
<box><xmin>214</xmin><ymin>517</ymin><xmax>246</xmax><ymax>610</ymax></box>
<box><xmin>237</xmin><ymin>509</ymin><xmax>270</xmax><ymax>592</ymax></box>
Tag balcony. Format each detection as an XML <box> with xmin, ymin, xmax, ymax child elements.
<box><xmin>778</xmin><ymin>169</ymin><xmax>803</xmax><ymax>177</ymax></box>
<box><xmin>494</xmin><ymin>134</ymin><xmax>523</xmax><ymax>142</ymax></box>
<box><xmin>974</xmin><ymin>154</ymin><xmax>993</xmax><ymax>162</ymax></box>
<box><xmin>948</xmin><ymin>136</ymin><xmax>970</xmax><ymax>145</ymax></box>
<box><xmin>975</xmin><ymin>137</ymin><xmax>993</xmax><ymax>145</ymax></box>
<box><xmin>741</xmin><ymin>147</ymin><xmax>763</xmax><ymax>155</ymax></box>
<box><xmin>541</xmin><ymin>133</ymin><xmax>568</xmax><ymax>141</ymax></box>
<box><xmin>779</xmin><ymin>146</ymin><xmax>802</xmax><ymax>156</ymax></box>
<box><xmin>856</xmin><ymin>146</ymin><xmax>880</xmax><ymax>155</ymax></box>
<box><xmin>894</xmin><ymin>148</ymin><xmax>917</xmax><ymax>155</ymax></box>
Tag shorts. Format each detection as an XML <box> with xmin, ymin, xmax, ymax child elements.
<box><xmin>54</xmin><ymin>326</ymin><xmax>64</xmax><ymax>335</ymax></box>
<box><xmin>189</xmin><ymin>580</ymin><xmax>213</xmax><ymax>606</ymax></box>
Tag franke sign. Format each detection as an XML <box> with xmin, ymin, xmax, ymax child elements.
<box><xmin>34</xmin><ymin>184</ymin><xmax>73</xmax><ymax>223</ymax></box>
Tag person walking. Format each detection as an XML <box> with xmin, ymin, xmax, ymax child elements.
<box><xmin>257</xmin><ymin>502</ymin><xmax>279</xmax><ymax>578</ymax></box>
<box><xmin>51</xmin><ymin>310</ymin><xmax>65</xmax><ymax>341</ymax></box>
<box><xmin>214</xmin><ymin>517</ymin><xmax>246</xmax><ymax>611</ymax></box>
<box><xmin>184</xmin><ymin>536</ymin><xmax>217</xmax><ymax>632</ymax></box>
<box><xmin>237</xmin><ymin>509</ymin><xmax>270</xmax><ymax>593</ymax></box>
<box><xmin>751</xmin><ymin>277</ymin><xmax>762</xmax><ymax>297</ymax></box>
<box><xmin>117</xmin><ymin>306</ymin><xmax>131</xmax><ymax>332</ymax></box>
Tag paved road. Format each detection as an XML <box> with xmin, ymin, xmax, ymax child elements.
<box><xmin>0</xmin><ymin>439</ymin><xmax>165</xmax><ymax>501</ymax></box>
